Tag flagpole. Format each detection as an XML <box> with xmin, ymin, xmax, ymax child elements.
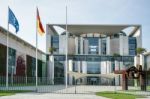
<box><xmin>35</xmin><ymin>7</ymin><xmax>38</xmax><ymax>90</ymax></box>
<box><xmin>6</xmin><ymin>7</ymin><xmax>9</xmax><ymax>89</ymax></box>
<box><xmin>65</xmin><ymin>3</ymin><xmax>68</xmax><ymax>89</ymax></box>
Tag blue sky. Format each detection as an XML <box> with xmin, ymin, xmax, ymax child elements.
<box><xmin>0</xmin><ymin>0</ymin><xmax>150</xmax><ymax>52</ymax></box>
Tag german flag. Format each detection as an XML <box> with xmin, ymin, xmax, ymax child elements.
<box><xmin>37</xmin><ymin>8</ymin><xmax>45</xmax><ymax>36</ymax></box>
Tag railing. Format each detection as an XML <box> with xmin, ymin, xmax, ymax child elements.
<box><xmin>0</xmin><ymin>76</ymin><xmax>149</xmax><ymax>94</ymax></box>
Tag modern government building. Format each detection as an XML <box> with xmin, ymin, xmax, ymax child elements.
<box><xmin>0</xmin><ymin>24</ymin><xmax>149</xmax><ymax>85</ymax></box>
<box><xmin>46</xmin><ymin>24</ymin><xmax>145</xmax><ymax>85</ymax></box>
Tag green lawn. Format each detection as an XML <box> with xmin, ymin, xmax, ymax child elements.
<box><xmin>96</xmin><ymin>91</ymin><xmax>146</xmax><ymax>99</ymax></box>
<box><xmin>0</xmin><ymin>90</ymin><xmax>33</xmax><ymax>96</ymax></box>
<box><xmin>147</xmin><ymin>86</ymin><xmax>150</xmax><ymax>91</ymax></box>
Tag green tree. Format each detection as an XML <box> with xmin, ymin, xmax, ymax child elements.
<box><xmin>49</xmin><ymin>47</ymin><xmax>56</xmax><ymax>54</ymax></box>
<box><xmin>136</xmin><ymin>47</ymin><xmax>146</xmax><ymax>55</ymax></box>
<box><xmin>113</xmin><ymin>53</ymin><xmax>120</xmax><ymax>57</ymax></box>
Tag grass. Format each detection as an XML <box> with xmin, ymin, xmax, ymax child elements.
<box><xmin>147</xmin><ymin>86</ymin><xmax>150</xmax><ymax>91</ymax></box>
<box><xmin>0</xmin><ymin>90</ymin><xmax>33</xmax><ymax>96</ymax></box>
<box><xmin>96</xmin><ymin>91</ymin><xmax>146</xmax><ymax>99</ymax></box>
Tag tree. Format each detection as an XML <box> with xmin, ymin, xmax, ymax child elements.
<box><xmin>136</xmin><ymin>47</ymin><xmax>146</xmax><ymax>55</ymax></box>
<box><xmin>49</xmin><ymin>47</ymin><xmax>56</xmax><ymax>54</ymax></box>
<box><xmin>113</xmin><ymin>53</ymin><xmax>120</xmax><ymax>57</ymax></box>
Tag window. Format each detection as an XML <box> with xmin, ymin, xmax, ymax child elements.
<box><xmin>87</xmin><ymin>62</ymin><xmax>100</xmax><ymax>74</ymax></box>
<box><xmin>87</xmin><ymin>37</ymin><xmax>99</xmax><ymax>54</ymax></box>
<box><xmin>128</xmin><ymin>37</ymin><xmax>136</xmax><ymax>55</ymax></box>
<box><xmin>101</xmin><ymin>39</ymin><xmax>106</xmax><ymax>55</ymax></box>
<box><xmin>129</xmin><ymin>50</ymin><xmax>136</xmax><ymax>56</ymax></box>
<box><xmin>51</xmin><ymin>36</ymin><xmax>59</xmax><ymax>54</ymax></box>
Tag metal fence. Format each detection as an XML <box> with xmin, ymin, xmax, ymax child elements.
<box><xmin>0</xmin><ymin>76</ymin><xmax>150</xmax><ymax>95</ymax></box>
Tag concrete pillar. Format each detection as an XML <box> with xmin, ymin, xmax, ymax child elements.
<box><xmin>75</xmin><ymin>37</ymin><xmax>78</xmax><ymax>54</ymax></box>
<box><xmin>82</xmin><ymin>61</ymin><xmax>87</xmax><ymax>84</ymax></box>
<box><xmin>68</xmin><ymin>60</ymin><xmax>73</xmax><ymax>85</ymax></box>
<box><xmin>140</xmin><ymin>54</ymin><xmax>144</xmax><ymax>69</ymax></box>
<box><xmin>106</xmin><ymin>61</ymin><xmax>112</xmax><ymax>73</ymax></box>
<box><xmin>115</xmin><ymin>61</ymin><xmax>120</xmax><ymax>85</ymax></box>
<box><xmin>84</xmin><ymin>39</ymin><xmax>88</xmax><ymax>54</ymax></box>
<box><xmin>80</xmin><ymin>37</ymin><xmax>83</xmax><ymax>54</ymax></box>
<box><xmin>47</xmin><ymin>55</ymin><xmax>54</xmax><ymax>84</ymax></box>
<box><xmin>106</xmin><ymin>37</ymin><xmax>110</xmax><ymax>55</ymax></box>
<box><xmin>101</xmin><ymin>61</ymin><xmax>107</xmax><ymax>74</ymax></box>
<box><xmin>77</xmin><ymin>61</ymin><xmax>81</xmax><ymax>73</ymax></box>
<box><xmin>98</xmin><ymin>38</ymin><xmax>101</xmax><ymax>55</ymax></box>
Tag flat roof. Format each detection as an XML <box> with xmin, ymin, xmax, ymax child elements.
<box><xmin>0</xmin><ymin>26</ymin><xmax>45</xmax><ymax>54</ymax></box>
<box><xmin>47</xmin><ymin>24</ymin><xmax>141</xmax><ymax>35</ymax></box>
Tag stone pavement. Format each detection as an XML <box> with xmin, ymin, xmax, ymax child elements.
<box><xmin>0</xmin><ymin>93</ymin><xmax>109</xmax><ymax>99</ymax></box>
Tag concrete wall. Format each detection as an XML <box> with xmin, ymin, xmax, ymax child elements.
<box><xmin>59</xmin><ymin>35</ymin><xmax>66</xmax><ymax>54</ymax></box>
<box><xmin>132</xmin><ymin>28</ymin><xmax>142</xmax><ymax>48</ymax></box>
<box><xmin>110</xmin><ymin>38</ymin><xmax>120</xmax><ymax>55</ymax></box>
<box><xmin>68</xmin><ymin>37</ymin><xmax>75</xmax><ymax>54</ymax></box>
<box><xmin>59</xmin><ymin>35</ymin><xmax>75</xmax><ymax>54</ymax></box>
<box><xmin>0</xmin><ymin>30</ymin><xmax>44</xmax><ymax>60</ymax></box>
<box><xmin>119</xmin><ymin>36</ymin><xmax>129</xmax><ymax>55</ymax></box>
<box><xmin>84</xmin><ymin>39</ymin><xmax>88</xmax><ymax>54</ymax></box>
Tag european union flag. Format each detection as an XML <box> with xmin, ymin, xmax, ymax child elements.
<box><xmin>8</xmin><ymin>7</ymin><xmax>19</xmax><ymax>33</ymax></box>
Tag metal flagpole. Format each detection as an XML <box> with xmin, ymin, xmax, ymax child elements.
<box><xmin>65</xmin><ymin>3</ymin><xmax>68</xmax><ymax>88</ymax></box>
<box><xmin>35</xmin><ymin>7</ymin><xmax>38</xmax><ymax>90</ymax></box>
<box><xmin>6</xmin><ymin>7</ymin><xmax>9</xmax><ymax>89</ymax></box>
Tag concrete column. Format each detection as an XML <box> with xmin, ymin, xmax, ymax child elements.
<box><xmin>106</xmin><ymin>61</ymin><xmax>112</xmax><ymax>73</ymax></box>
<box><xmin>99</xmin><ymin>38</ymin><xmax>101</xmax><ymax>55</ymax></box>
<box><xmin>82</xmin><ymin>61</ymin><xmax>87</xmax><ymax>84</ymax></box>
<box><xmin>47</xmin><ymin>55</ymin><xmax>54</xmax><ymax>84</ymax></box>
<box><xmin>80</xmin><ymin>37</ymin><xmax>83</xmax><ymax>54</ymax></box>
<box><xmin>115</xmin><ymin>61</ymin><xmax>120</xmax><ymax>85</ymax></box>
<box><xmin>75</xmin><ymin>37</ymin><xmax>78</xmax><ymax>54</ymax></box>
<box><xmin>84</xmin><ymin>39</ymin><xmax>88</xmax><ymax>54</ymax></box>
<box><xmin>101</xmin><ymin>61</ymin><xmax>107</xmax><ymax>74</ymax></box>
<box><xmin>100</xmin><ymin>61</ymin><xmax>108</xmax><ymax>84</ymax></box>
<box><xmin>106</xmin><ymin>37</ymin><xmax>110</xmax><ymax>55</ymax></box>
<box><xmin>77</xmin><ymin>61</ymin><xmax>81</xmax><ymax>73</ymax></box>
<box><xmin>140</xmin><ymin>54</ymin><xmax>144</xmax><ymax>69</ymax></box>
<box><xmin>68</xmin><ymin>60</ymin><xmax>73</xmax><ymax>85</ymax></box>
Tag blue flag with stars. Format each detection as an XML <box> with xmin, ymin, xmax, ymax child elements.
<box><xmin>8</xmin><ymin>7</ymin><xmax>19</xmax><ymax>33</ymax></box>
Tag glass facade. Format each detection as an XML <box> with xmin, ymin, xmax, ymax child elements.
<box><xmin>51</xmin><ymin>36</ymin><xmax>59</xmax><ymax>54</ymax></box>
<box><xmin>8</xmin><ymin>48</ymin><xmax>16</xmax><ymax>75</ymax></box>
<box><xmin>0</xmin><ymin>44</ymin><xmax>7</xmax><ymax>76</ymax></box>
<box><xmin>54</xmin><ymin>55</ymin><xmax>134</xmax><ymax>62</ymax></box>
<box><xmin>86</xmin><ymin>37</ymin><xmax>99</xmax><ymax>54</ymax></box>
<box><xmin>128</xmin><ymin>37</ymin><xmax>137</xmax><ymax>55</ymax></box>
<box><xmin>54</xmin><ymin>60</ymin><xmax>64</xmax><ymax>84</ymax></box>
<box><xmin>26</xmin><ymin>55</ymin><xmax>36</xmax><ymax>77</ymax></box>
<box><xmin>101</xmin><ymin>39</ymin><xmax>107</xmax><ymax>55</ymax></box>
<box><xmin>50</xmin><ymin>34</ymin><xmax>138</xmax><ymax>85</ymax></box>
<box><xmin>87</xmin><ymin>62</ymin><xmax>100</xmax><ymax>74</ymax></box>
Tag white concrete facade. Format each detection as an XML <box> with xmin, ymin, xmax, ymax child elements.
<box><xmin>46</xmin><ymin>24</ymin><xmax>142</xmax><ymax>85</ymax></box>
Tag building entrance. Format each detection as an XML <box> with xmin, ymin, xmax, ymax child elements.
<box><xmin>87</xmin><ymin>77</ymin><xmax>99</xmax><ymax>85</ymax></box>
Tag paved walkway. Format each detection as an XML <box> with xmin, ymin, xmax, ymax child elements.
<box><xmin>0</xmin><ymin>93</ymin><xmax>108</xmax><ymax>99</ymax></box>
